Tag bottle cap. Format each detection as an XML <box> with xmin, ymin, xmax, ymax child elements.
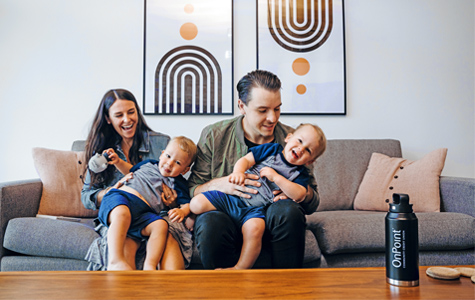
<box><xmin>389</xmin><ymin>193</ymin><xmax>413</xmax><ymax>213</ymax></box>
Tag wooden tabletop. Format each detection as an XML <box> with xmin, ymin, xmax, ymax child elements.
<box><xmin>0</xmin><ymin>266</ymin><xmax>473</xmax><ymax>299</ymax></box>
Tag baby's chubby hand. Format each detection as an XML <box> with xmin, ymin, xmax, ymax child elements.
<box><xmin>112</xmin><ymin>172</ymin><xmax>134</xmax><ymax>189</ymax></box>
<box><xmin>168</xmin><ymin>208</ymin><xmax>185</xmax><ymax>223</ymax></box>
<box><xmin>228</xmin><ymin>171</ymin><xmax>246</xmax><ymax>186</ymax></box>
<box><xmin>260</xmin><ymin>167</ymin><xmax>278</xmax><ymax>182</ymax></box>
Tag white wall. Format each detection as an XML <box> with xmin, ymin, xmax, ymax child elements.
<box><xmin>0</xmin><ymin>0</ymin><xmax>473</xmax><ymax>183</ymax></box>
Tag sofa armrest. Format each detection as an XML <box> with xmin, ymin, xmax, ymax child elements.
<box><xmin>440</xmin><ymin>176</ymin><xmax>475</xmax><ymax>217</ymax></box>
<box><xmin>0</xmin><ymin>179</ymin><xmax>43</xmax><ymax>259</ymax></box>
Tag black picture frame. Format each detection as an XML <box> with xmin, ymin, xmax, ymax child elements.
<box><xmin>257</xmin><ymin>0</ymin><xmax>346</xmax><ymax>115</ymax></box>
<box><xmin>143</xmin><ymin>0</ymin><xmax>234</xmax><ymax>115</ymax></box>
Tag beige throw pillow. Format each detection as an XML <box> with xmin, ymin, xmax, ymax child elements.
<box><xmin>354</xmin><ymin>148</ymin><xmax>447</xmax><ymax>212</ymax></box>
<box><xmin>32</xmin><ymin>148</ymin><xmax>98</xmax><ymax>218</ymax></box>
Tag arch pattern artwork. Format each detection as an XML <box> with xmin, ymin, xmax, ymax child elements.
<box><xmin>155</xmin><ymin>46</ymin><xmax>222</xmax><ymax>114</ymax></box>
<box><xmin>267</xmin><ymin>0</ymin><xmax>333</xmax><ymax>52</ymax></box>
<box><xmin>258</xmin><ymin>0</ymin><xmax>346</xmax><ymax>115</ymax></box>
<box><xmin>144</xmin><ymin>0</ymin><xmax>233</xmax><ymax>115</ymax></box>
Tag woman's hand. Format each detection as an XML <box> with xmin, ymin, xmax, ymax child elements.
<box><xmin>103</xmin><ymin>148</ymin><xmax>132</xmax><ymax>175</ymax></box>
<box><xmin>162</xmin><ymin>184</ymin><xmax>178</xmax><ymax>208</ymax></box>
<box><xmin>103</xmin><ymin>148</ymin><xmax>120</xmax><ymax>165</ymax></box>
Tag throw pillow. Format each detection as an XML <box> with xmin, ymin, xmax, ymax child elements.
<box><xmin>354</xmin><ymin>148</ymin><xmax>447</xmax><ymax>212</ymax></box>
<box><xmin>32</xmin><ymin>148</ymin><xmax>98</xmax><ymax>218</ymax></box>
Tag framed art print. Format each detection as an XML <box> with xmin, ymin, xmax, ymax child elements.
<box><xmin>257</xmin><ymin>0</ymin><xmax>346</xmax><ymax>115</ymax></box>
<box><xmin>143</xmin><ymin>0</ymin><xmax>233</xmax><ymax>115</ymax></box>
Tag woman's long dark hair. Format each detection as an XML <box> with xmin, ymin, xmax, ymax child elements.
<box><xmin>84</xmin><ymin>89</ymin><xmax>151</xmax><ymax>188</ymax></box>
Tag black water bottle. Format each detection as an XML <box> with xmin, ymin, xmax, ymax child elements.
<box><xmin>385</xmin><ymin>193</ymin><xmax>419</xmax><ymax>287</ymax></box>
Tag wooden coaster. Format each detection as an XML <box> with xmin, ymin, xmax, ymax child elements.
<box><xmin>426</xmin><ymin>267</ymin><xmax>460</xmax><ymax>280</ymax></box>
<box><xmin>454</xmin><ymin>267</ymin><xmax>475</xmax><ymax>278</ymax></box>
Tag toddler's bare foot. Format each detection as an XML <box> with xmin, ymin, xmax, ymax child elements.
<box><xmin>185</xmin><ymin>214</ymin><xmax>196</xmax><ymax>232</ymax></box>
<box><xmin>108</xmin><ymin>260</ymin><xmax>133</xmax><ymax>271</ymax></box>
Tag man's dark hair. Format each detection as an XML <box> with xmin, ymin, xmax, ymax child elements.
<box><xmin>236</xmin><ymin>70</ymin><xmax>281</xmax><ymax>105</ymax></box>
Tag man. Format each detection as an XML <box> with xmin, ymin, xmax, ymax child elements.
<box><xmin>188</xmin><ymin>70</ymin><xmax>319</xmax><ymax>269</ymax></box>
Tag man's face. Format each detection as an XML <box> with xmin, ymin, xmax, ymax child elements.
<box><xmin>239</xmin><ymin>87</ymin><xmax>282</xmax><ymax>144</ymax></box>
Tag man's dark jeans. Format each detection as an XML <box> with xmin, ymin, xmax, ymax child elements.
<box><xmin>194</xmin><ymin>199</ymin><xmax>306</xmax><ymax>269</ymax></box>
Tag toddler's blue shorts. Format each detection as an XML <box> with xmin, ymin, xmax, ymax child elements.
<box><xmin>202</xmin><ymin>190</ymin><xmax>265</xmax><ymax>227</ymax></box>
<box><xmin>98</xmin><ymin>189</ymin><xmax>165</xmax><ymax>240</ymax></box>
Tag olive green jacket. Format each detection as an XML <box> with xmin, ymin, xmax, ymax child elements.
<box><xmin>188</xmin><ymin>115</ymin><xmax>320</xmax><ymax>214</ymax></box>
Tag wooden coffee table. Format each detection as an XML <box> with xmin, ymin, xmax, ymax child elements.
<box><xmin>0</xmin><ymin>266</ymin><xmax>473</xmax><ymax>299</ymax></box>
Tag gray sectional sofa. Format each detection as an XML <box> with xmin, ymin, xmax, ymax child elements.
<box><xmin>1</xmin><ymin>139</ymin><xmax>473</xmax><ymax>271</ymax></box>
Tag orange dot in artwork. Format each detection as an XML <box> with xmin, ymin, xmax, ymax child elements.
<box><xmin>292</xmin><ymin>58</ymin><xmax>310</xmax><ymax>76</ymax></box>
<box><xmin>180</xmin><ymin>22</ymin><xmax>198</xmax><ymax>40</ymax></box>
<box><xmin>184</xmin><ymin>4</ymin><xmax>194</xmax><ymax>14</ymax></box>
<box><xmin>296</xmin><ymin>84</ymin><xmax>307</xmax><ymax>95</ymax></box>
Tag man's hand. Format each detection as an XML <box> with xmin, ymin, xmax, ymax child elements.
<box><xmin>200</xmin><ymin>174</ymin><xmax>261</xmax><ymax>199</ymax></box>
<box><xmin>272</xmin><ymin>190</ymin><xmax>289</xmax><ymax>202</ymax></box>
<box><xmin>272</xmin><ymin>185</ymin><xmax>312</xmax><ymax>204</ymax></box>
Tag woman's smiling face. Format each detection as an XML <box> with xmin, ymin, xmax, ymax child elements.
<box><xmin>107</xmin><ymin>99</ymin><xmax>138</xmax><ymax>143</ymax></box>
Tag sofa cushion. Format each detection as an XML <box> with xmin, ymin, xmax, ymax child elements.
<box><xmin>354</xmin><ymin>148</ymin><xmax>447</xmax><ymax>212</ymax></box>
<box><xmin>32</xmin><ymin>147</ymin><xmax>97</xmax><ymax>218</ymax></box>
<box><xmin>3</xmin><ymin>217</ymin><xmax>99</xmax><ymax>260</ymax></box>
<box><xmin>314</xmin><ymin>139</ymin><xmax>402</xmax><ymax>211</ymax></box>
<box><xmin>306</xmin><ymin>211</ymin><xmax>474</xmax><ymax>255</ymax></box>
<box><xmin>440</xmin><ymin>176</ymin><xmax>475</xmax><ymax>217</ymax></box>
<box><xmin>1</xmin><ymin>256</ymin><xmax>89</xmax><ymax>272</ymax></box>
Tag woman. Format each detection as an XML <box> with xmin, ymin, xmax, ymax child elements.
<box><xmin>81</xmin><ymin>89</ymin><xmax>190</xmax><ymax>270</ymax></box>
